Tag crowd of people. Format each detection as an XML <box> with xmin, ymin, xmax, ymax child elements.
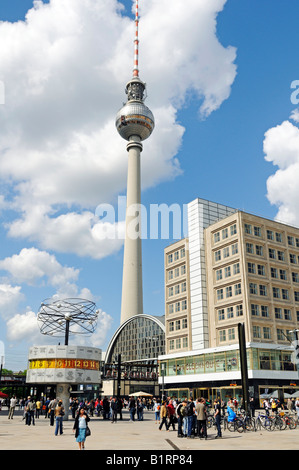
<box><xmin>3</xmin><ymin>392</ymin><xmax>299</xmax><ymax>446</ymax></box>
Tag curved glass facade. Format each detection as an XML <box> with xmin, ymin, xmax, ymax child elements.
<box><xmin>106</xmin><ymin>315</ymin><xmax>165</xmax><ymax>363</ymax></box>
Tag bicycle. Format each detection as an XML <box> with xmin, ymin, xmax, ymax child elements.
<box><xmin>227</xmin><ymin>416</ymin><xmax>244</xmax><ymax>433</ymax></box>
<box><xmin>269</xmin><ymin>413</ymin><xmax>287</xmax><ymax>430</ymax></box>
<box><xmin>254</xmin><ymin>412</ymin><xmax>273</xmax><ymax>431</ymax></box>
<box><xmin>279</xmin><ymin>412</ymin><xmax>297</xmax><ymax>429</ymax></box>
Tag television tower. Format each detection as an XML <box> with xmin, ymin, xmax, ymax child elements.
<box><xmin>116</xmin><ymin>0</ymin><xmax>155</xmax><ymax>324</ymax></box>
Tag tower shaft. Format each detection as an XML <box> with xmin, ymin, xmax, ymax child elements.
<box><xmin>120</xmin><ymin>136</ymin><xmax>143</xmax><ymax>323</ymax></box>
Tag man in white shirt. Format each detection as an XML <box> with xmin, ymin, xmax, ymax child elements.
<box><xmin>8</xmin><ymin>396</ymin><xmax>18</xmax><ymax>419</ymax></box>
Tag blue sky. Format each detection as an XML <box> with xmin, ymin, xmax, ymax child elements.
<box><xmin>0</xmin><ymin>0</ymin><xmax>299</xmax><ymax>371</ymax></box>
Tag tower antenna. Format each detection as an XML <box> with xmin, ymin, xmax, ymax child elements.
<box><xmin>133</xmin><ymin>0</ymin><xmax>140</xmax><ymax>78</ymax></box>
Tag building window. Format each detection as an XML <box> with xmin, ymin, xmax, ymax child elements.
<box><xmin>216</xmin><ymin>269</ymin><xmax>222</xmax><ymax>281</ymax></box>
<box><xmin>228</xmin><ymin>328</ymin><xmax>235</xmax><ymax>341</ymax></box>
<box><xmin>175</xmin><ymin>302</ymin><xmax>180</xmax><ymax>312</ymax></box>
<box><xmin>263</xmin><ymin>327</ymin><xmax>271</xmax><ymax>339</ymax></box>
<box><xmin>218</xmin><ymin>309</ymin><xmax>225</xmax><ymax>321</ymax></box>
<box><xmin>181</xmin><ymin>299</ymin><xmax>187</xmax><ymax>310</ymax></box>
<box><xmin>261</xmin><ymin>305</ymin><xmax>269</xmax><ymax>317</ymax></box>
<box><xmin>181</xmin><ymin>282</ymin><xmax>186</xmax><ymax>292</ymax></box>
<box><xmin>174</xmin><ymin>251</ymin><xmax>179</xmax><ymax>261</ymax></box>
<box><xmin>256</xmin><ymin>245</ymin><xmax>263</xmax><ymax>256</ymax></box>
<box><xmin>223</xmin><ymin>247</ymin><xmax>230</xmax><ymax>258</ymax></box>
<box><xmin>175</xmin><ymin>320</ymin><xmax>181</xmax><ymax>330</ymax></box>
<box><xmin>253</xmin><ymin>325</ymin><xmax>261</xmax><ymax>339</ymax></box>
<box><xmin>214</xmin><ymin>232</ymin><xmax>220</xmax><ymax>243</ymax></box>
<box><xmin>290</xmin><ymin>253</ymin><xmax>297</xmax><ymax>264</ymax></box>
<box><xmin>259</xmin><ymin>285</ymin><xmax>267</xmax><ymax>296</ymax></box>
<box><xmin>275</xmin><ymin>308</ymin><xmax>282</xmax><ymax>319</ymax></box>
<box><xmin>258</xmin><ymin>265</ymin><xmax>265</xmax><ymax>276</ymax></box>
<box><xmin>226</xmin><ymin>286</ymin><xmax>232</xmax><ymax>298</ymax></box>
<box><xmin>217</xmin><ymin>289</ymin><xmax>224</xmax><ymax>301</ymax></box>
<box><xmin>222</xmin><ymin>228</ymin><xmax>228</xmax><ymax>239</ymax></box>
<box><xmin>181</xmin><ymin>264</ymin><xmax>186</xmax><ymax>275</ymax></box>
<box><xmin>277</xmin><ymin>250</ymin><xmax>285</xmax><ymax>261</ymax></box>
<box><xmin>168</xmin><ymin>270</ymin><xmax>173</xmax><ymax>280</ymax></box>
<box><xmin>236</xmin><ymin>304</ymin><xmax>243</xmax><ymax>317</ymax></box>
<box><xmin>174</xmin><ymin>267</ymin><xmax>180</xmax><ymax>277</ymax></box>
<box><xmin>182</xmin><ymin>337</ymin><xmax>188</xmax><ymax>348</ymax></box>
<box><xmin>175</xmin><ymin>284</ymin><xmax>180</xmax><ymax>295</ymax></box>
<box><xmin>230</xmin><ymin>224</ymin><xmax>237</xmax><ymax>236</ymax></box>
<box><xmin>168</xmin><ymin>304</ymin><xmax>174</xmax><ymax>314</ymax></box>
<box><xmin>271</xmin><ymin>267</ymin><xmax>278</xmax><ymax>278</ymax></box>
<box><xmin>292</xmin><ymin>272</ymin><xmax>299</xmax><ymax>283</ymax></box>
<box><xmin>233</xmin><ymin>263</ymin><xmax>240</xmax><ymax>275</ymax></box>
<box><xmin>168</xmin><ymin>254</ymin><xmax>173</xmax><ymax>264</ymax></box>
<box><xmin>182</xmin><ymin>318</ymin><xmax>188</xmax><ymax>329</ymax></box>
<box><xmin>273</xmin><ymin>287</ymin><xmax>280</xmax><ymax>298</ymax></box>
<box><xmin>246</xmin><ymin>243</ymin><xmax>254</xmax><ymax>254</ymax></box>
<box><xmin>169</xmin><ymin>340</ymin><xmax>174</xmax><ymax>350</ymax></box>
<box><xmin>280</xmin><ymin>269</ymin><xmax>287</xmax><ymax>281</ymax></box>
<box><xmin>176</xmin><ymin>338</ymin><xmax>181</xmax><ymax>349</ymax></box>
<box><xmin>254</xmin><ymin>226</ymin><xmax>262</xmax><ymax>237</ymax></box>
<box><xmin>248</xmin><ymin>262</ymin><xmax>255</xmax><ymax>274</ymax></box>
<box><xmin>284</xmin><ymin>309</ymin><xmax>292</xmax><ymax>321</ymax></box>
<box><xmin>282</xmin><ymin>289</ymin><xmax>289</xmax><ymax>300</ymax></box>
<box><xmin>250</xmin><ymin>283</ymin><xmax>258</xmax><ymax>295</ymax></box>
<box><xmin>277</xmin><ymin>329</ymin><xmax>285</xmax><ymax>341</ymax></box>
<box><xmin>224</xmin><ymin>266</ymin><xmax>231</xmax><ymax>278</ymax></box>
<box><xmin>251</xmin><ymin>304</ymin><xmax>259</xmax><ymax>316</ymax></box>
<box><xmin>245</xmin><ymin>224</ymin><xmax>252</xmax><ymax>234</ymax></box>
<box><xmin>180</xmin><ymin>248</ymin><xmax>185</xmax><ymax>258</ymax></box>
<box><xmin>227</xmin><ymin>307</ymin><xmax>234</xmax><ymax>318</ymax></box>
<box><xmin>276</xmin><ymin>232</ymin><xmax>283</xmax><ymax>243</ymax></box>
<box><xmin>215</xmin><ymin>250</ymin><xmax>221</xmax><ymax>262</ymax></box>
<box><xmin>235</xmin><ymin>283</ymin><xmax>242</xmax><ymax>295</ymax></box>
<box><xmin>232</xmin><ymin>243</ymin><xmax>238</xmax><ymax>255</ymax></box>
<box><xmin>294</xmin><ymin>292</ymin><xmax>299</xmax><ymax>302</ymax></box>
<box><xmin>169</xmin><ymin>287</ymin><xmax>173</xmax><ymax>297</ymax></box>
<box><xmin>288</xmin><ymin>236</ymin><xmax>294</xmax><ymax>246</ymax></box>
<box><xmin>219</xmin><ymin>330</ymin><xmax>226</xmax><ymax>342</ymax></box>
<box><xmin>267</xmin><ymin>230</ymin><xmax>274</xmax><ymax>240</ymax></box>
<box><xmin>169</xmin><ymin>321</ymin><xmax>174</xmax><ymax>332</ymax></box>
<box><xmin>269</xmin><ymin>248</ymin><xmax>276</xmax><ymax>259</ymax></box>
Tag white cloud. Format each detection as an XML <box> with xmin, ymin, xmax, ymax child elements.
<box><xmin>0</xmin><ymin>247</ymin><xmax>79</xmax><ymax>286</ymax></box>
<box><xmin>264</xmin><ymin>117</ymin><xmax>299</xmax><ymax>226</ymax></box>
<box><xmin>6</xmin><ymin>309</ymin><xmax>39</xmax><ymax>342</ymax></box>
<box><xmin>0</xmin><ymin>0</ymin><xmax>236</xmax><ymax>259</ymax></box>
<box><xmin>0</xmin><ymin>283</ymin><xmax>24</xmax><ymax>321</ymax></box>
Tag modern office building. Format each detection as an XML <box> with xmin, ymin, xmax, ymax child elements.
<box><xmin>159</xmin><ymin>198</ymin><xmax>299</xmax><ymax>405</ymax></box>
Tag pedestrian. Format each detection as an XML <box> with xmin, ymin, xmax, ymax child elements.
<box><xmin>249</xmin><ymin>397</ymin><xmax>255</xmax><ymax>417</ymax></box>
<box><xmin>180</xmin><ymin>400</ymin><xmax>188</xmax><ymax>436</ymax></box>
<box><xmin>35</xmin><ymin>398</ymin><xmax>41</xmax><ymax>419</ymax></box>
<box><xmin>25</xmin><ymin>397</ymin><xmax>36</xmax><ymax>426</ymax></box>
<box><xmin>54</xmin><ymin>400</ymin><xmax>65</xmax><ymax>436</ymax></box>
<box><xmin>186</xmin><ymin>397</ymin><xmax>195</xmax><ymax>438</ymax></box>
<box><xmin>48</xmin><ymin>398</ymin><xmax>57</xmax><ymax>426</ymax></box>
<box><xmin>214</xmin><ymin>399</ymin><xmax>222</xmax><ymax>438</ymax></box>
<box><xmin>8</xmin><ymin>395</ymin><xmax>18</xmax><ymax>419</ymax></box>
<box><xmin>159</xmin><ymin>401</ymin><xmax>168</xmax><ymax>430</ymax></box>
<box><xmin>137</xmin><ymin>398</ymin><xmax>144</xmax><ymax>421</ymax></box>
<box><xmin>154</xmin><ymin>399</ymin><xmax>161</xmax><ymax>423</ymax></box>
<box><xmin>176</xmin><ymin>399</ymin><xmax>184</xmax><ymax>437</ymax></box>
<box><xmin>73</xmin><ymin>407</ymin><xmax>90</xmax><ymax>450</ymax></box>
<box><xmin>195</xmin><ymin>398</ymin><xmax>207</xmax><ymax>439</ymax></box>
<box><xmin>166</xmin><ymin>399</ymin><xmax>176</xmax><ymax>431</ymax></box>
<box><xmin>111</xmin><ymin>397</ymin><xmax>118</xmax><ymax>423</ymax></box>
<box><xmin>128</xmin><ymin>397</ymin><xmax>136</xmax><ymax>421</ymax></box>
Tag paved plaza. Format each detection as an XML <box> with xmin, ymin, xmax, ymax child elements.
<box><xmin>1</xmin><ymin>407</ymin><xmax>299</xmax><ymax>452</ymax></box>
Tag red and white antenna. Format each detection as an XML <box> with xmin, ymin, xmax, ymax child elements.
<box><xmin>133</xmin><ymin>0</ymin><xmax>139</xmax><ymax>77</ymax></box>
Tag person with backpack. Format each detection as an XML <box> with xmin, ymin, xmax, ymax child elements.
<box><xmin>186</xmin><ymin>397</ymin><xmax>195</xmax><ymax>438</ymax></box>
<box><xmin>176</xmin><ymin>399</ymin><xmax>184</xmax><ymax>437</ymax></box>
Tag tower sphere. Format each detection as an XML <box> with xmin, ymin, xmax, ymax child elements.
<box><xmin>115</xmin><ymin>77</ymin><xmax>155</xmax><ymax>142</ymax></box>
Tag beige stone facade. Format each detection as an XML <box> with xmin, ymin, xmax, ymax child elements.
<box><xmin>205</xmin><ymin>211</ymin><xmax>299</xmax><ymax>348</ymax></box>
<box><xmin>164</xmin><ymin>239</ymin><xmax>191</xmax><ymax>354</ymax></box>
